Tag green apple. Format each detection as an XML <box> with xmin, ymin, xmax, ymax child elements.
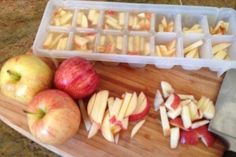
<box><xmin>0</xmin><ymin>54</ymin><xmax>53</xmax><ymax>104</ymax></box>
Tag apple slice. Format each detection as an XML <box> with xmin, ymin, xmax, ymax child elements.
<box><xmin>121</xmin><ymin>117</ymin><xmax>129</xmax><ymax>130</ymax></box>
<box><xmin>130</xmin><ymin>119</ymin><xmax>146</xmax><ymax>139</ymax></box>
<box><xmin>124</xmin><ymin>92</ymin><xmax>138</xmax><ymax>117</ymax></box>
<box><xmin>181</xmin><ymin>105</ymin><xmax>192</xmax><ymax>129</ymax></box>
<box><xmin>184</xmin><ymin>40</ymin><xmax>203</xmax><ymax>54</ymax></box>
<box><xmin>114</xmin><ymin>134</ymin><xmax>119</xmax><ymax>144</ymax></box>
<box><xmin>178</xmin><ymin>94</ymin><xmax>195</xmax><ymax>101</ymax></box>
<box><xmin>169</xmin><ymin>117</ymin><xmax>187</xmax><ymax>131</ymax></box>
<box><xmin>43</xmin><ymin>33</ymin><xmax>54</xmax><ymax>48</ymax></box>
<box><xmin>88</xmin><ymin>122</ymin><xmax>100</xmax><ymax>139</ymax></box>
<box><xmin>212</xmin><ymin>43</ymin><xmax>231</xmax><ymax>55</ymax></box>
<box><xmin>79</xmin><ymin>100</ymin><xmax>91</xmax><ymax>132</ymax></box>
<box><xmin>101</xmin><ymin>112</ymin><xmax>114</xmax><ymax>142</ymax></box>
<box><xmin>90</xmin><ymin>90</ymin><xmax>109</xmax><ymax>125</ymax></box>
<box><xmin>191</xmin><ymin>120</ymin><xmax>210</xmax><ymax>129</ymax></box>
<box><xmin>108</xmin><ymin>97</ymin><xmax>114</xmax><ymax>114</ymax></box>
<box><xmin>109</xmin><ymin>98</ymin><xmax>123</xmax><ymax>121</ymax></box>
<box><xmin>160</xmin><ymin>106</ymin><xmax>170</xmax><ymax>136</ymax></box>
<box><xmin>154</xmin><ymin>89</ymin><xmax>164</xmax><ymax>111</ymax></box>
<box><xmin>116</xmin><ymin>36</ymin><xmax>123</xmax><ymax>50</ymax></box>
<box><xmin>87</xmin><ymin>93</ymin><xmax>96</xmax><ymax>116</ymax></box>
<box><xmin>213</xmin><ymin>50</ymin><xmax>228</xmax><ymax>60</ymax></box>
<box><xmin>188</xmin><ymin>101</ymin><xmax>199</xmax><ymax>121</ymax></box>
<box><xmin>118</xmin><ymin>12</ymin><xmax>125</xmax><ymax>26</ymax></box>
<box><xmin>180</xmin><ymin>129</ymin><xmax>199</xmax><ymax>145</ymax></box>
<box><xmin>164</xmin><ymin>93</ymin><xmax>180</xmax><ymax>111</ymax></box>
<box><xmin>167</xmin><ymin>104</ymin><xmax>182</xmax><ymax>119</ymax></box>
<box><xmin>59</xmin><ymin>12</ymin><xmax>73</xmax><ymax>25</ymax></box>
<box><xmin>74</xmin><ymin>36</ymin><xmax>89</xmax><ymax>47</ymax></box>
<box><xmin>161</xmin><ymin>81</ymin><xmax>174</xmax><ymax>98</ymax></box>
<box><xmin>129</xmin><ymin>92</ymin><xmax>151</xmax><ymax>122</ymax></box>
<box><xmin>196</xmin><ymin>125</ymin><xmax>215</xmax><ymax>147</ymax></box>
<box><xmin>170</xmin><ymin>127</ymin><xmax>180</xmax><ymax>149</ymax></box>
<box><xmin>117</xmin><ymin>92</ymin><xmax>132</xmax><ymax>120</ymax></box>
<box><xmin>202</xmin><ymin>101</ymin><xmax>215</xmax><ymax>120</ymax></box>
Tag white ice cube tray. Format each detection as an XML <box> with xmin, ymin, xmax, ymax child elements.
<box><xmin>33</xmin><ymin>0</ymin><xmax>236</xmax><ymax>76</ymax></box>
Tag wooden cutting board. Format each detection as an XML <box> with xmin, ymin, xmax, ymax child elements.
<box><xmin>0</xmin><ymin>61</ymin><xmax>226</xmax><ymax>157</ymax></box>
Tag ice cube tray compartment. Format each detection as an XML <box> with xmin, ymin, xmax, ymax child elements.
<box><xmin>33</xmin><ymin>0</ymin><xmax>236</xmax><ymax>76</ymax></box>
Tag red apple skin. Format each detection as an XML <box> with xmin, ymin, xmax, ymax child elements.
<box><xmin>129</xmin><ymin>101</ymin><xmax>151</xmax><ymax>122</ymax></box>
<box><xmin>27</xmin><ymin>90</ymin><xmax>81</xmax><ymax>145</ymax></box>
<box><xmin>54</xmin><ymin>57</ymin><xmax>99</xmax><ymax>99</ymax></box>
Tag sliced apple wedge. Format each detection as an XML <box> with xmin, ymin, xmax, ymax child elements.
<box><xmin>130</xmin><ymin>119</ymin><xmax>146</xmax><ymax>139</ymax></box>
<box><xmin>170</xmin><ymin>127</ymin><xmax>180</xmax><ymax>149</ymax></box>
<box><xmin>169</xmin><ymin>117</ymin><xmax>187</xmax><ymax>131</ymax></box>
<box><xmin>121</xmin><ymin>117</ymin><xmax>129</xmax><ymax>130</ymax></box>
<box><xmin>178</xmin><ymin>94</ymin><xmax>195</xmax><ymax>101</ymax></box>
<box><xmin>167</xmin><ymin>104</ymin><xmax>182</xmax><ymax>119</ymax></box>
<box><xmin>181</xmin><ymin>104</ymin><xmax>192</xmax><ymax>129</ymax></box>
<box><xmin>88</xmin><ymin>122</ymin><xmax>100</xmax><ymax>139</ymax></box>
<box><xmin>188</xmin><ymin>101</ymin><xmax>199</xmax><ymax>121</ymax></box>
<box><xmin>109</xmin><ymin>98</ymin><xmax>123</xmax><ymax>121</ymax></box>
<box><xmin>161</xmin><ymin>81</ymin><xmax>174</xmax><ymax>98</ymax></box>
<box><xmin>87</xmin><ymin>93</ymin><xmax>96</xmax><ymax>116</ymax></box>
<box><xmin>114</xmin><ymin>134</ymin><xmax>119</xmax><ymax>144</ymax></box>
<box><xmin>154</xmin><ymin>89</ymin><xmax>164</xmax><ymax>111</ymax></box>
<box><xmin>108</xmin><ymin>97</ymin><xmax>115</xmax><ymax>114</ymax></box>
<box><xmin>202</xmin><ymin>101</ymin><xmax>215</xmax><ymax>120</ymax></box>
<box><xmin>124</xmin><ymin>92</ymin><xmax>138</xmax><ymax>117</ymax></box>
<box><xmin>129</xmin><ymin>92</ymin><xmax>151</xmax><ymax>122</ymax></box>
<box><xmin>117</xmin><ymin>92</ymin><xmax>132</xmax><ymax>120</ymax></box>
<box><xmin>164</xmin><ymin>93</ymin><xmax>181</xmax><ymax>111</ymax></box>
<box><xmin>79</xmin><ymin>100</ymin><xmax>91</xmax><ymax>132</ymax></box>
<box><xmin>90</xmin><ymin>90</ymin><xmax>109</xmax><ymax>125</ymax></box>
<box><xmin>101</xmin><ymin>112</ymin><xmax>114</xmax><ymax>142</ymax></box>
<box><xmin>191</xmin><ymin>120</ymin><xmax>210</xmax><ymax>129</ymax></box>
<box><xmin>160</xmin><ymin>106</ymin><xmax>170</xmax><ymax>136</ymax></box>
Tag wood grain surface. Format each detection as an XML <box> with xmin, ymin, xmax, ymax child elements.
<box><xmin>0</xmin><ymin>61</ymin><xmax>226</xmax><ymax>157</ymax></box>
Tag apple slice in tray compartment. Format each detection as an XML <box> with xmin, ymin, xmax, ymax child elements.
<box><xmin>128</xmin><ymin>12</ymin><xmax>151</xmax><ymax>31</ymax></box>
<box><xmin>127</xmin><ymin>35</ymin><xmax>150</xmax><ymax>56</ymax></box>
<box><xmin>97</xmin><ymin>35</ymin><xmax>123</xmax><ymax>54</ymax></box>
<box><xmin>104</xmin><ymin>10</ymin><xmax>125</xmax><ymax>30</ymax></box>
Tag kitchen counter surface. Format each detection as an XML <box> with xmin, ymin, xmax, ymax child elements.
<box><xmin>0</xmin><ymin>0</ymin><xmax>235</xmax><ymax>157</ymax></box>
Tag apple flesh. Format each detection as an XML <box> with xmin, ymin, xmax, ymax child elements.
<box><xmin>26</xmin><ymin>90</ymin><xmax>81</xmax><ymax>145</ymax></box>
<box><xmin>54</xmin><ymin>57</ymin><xmax>99</xmax><ymax>99</ymax></box>
<box><xmin>129</xmin><ymin>92</ymin><xmax>151</xmax><ymax>122</ymax></box>
<box><xmin>0</xmin><ymin>55</ymin><xmax>53</xmax><ymax>104</ymax></box>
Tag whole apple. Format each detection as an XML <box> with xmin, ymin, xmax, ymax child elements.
<box><xmin>27</xmin><ymin>89</ymin><xmax>81</xmax><ymax>145</ymax></box>
<box><xmin>0</xmin><ymin>55</ymin><xmax>53</xmax><ymax>104</ymax></box>
<box><xmin>54</xmin><ymin>57</ymin><xmax>99</xmax><ymax>99</ymax></box>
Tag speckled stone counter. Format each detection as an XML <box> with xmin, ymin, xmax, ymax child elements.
<box><xmin>0</xmin><ymin>0</ymin><xmax>235</xmax><ymax>156</ymax></box>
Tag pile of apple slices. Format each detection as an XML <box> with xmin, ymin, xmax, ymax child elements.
<box><xmin>82</xmin><ymin>90</ymin><xmax>151</xmax><ymax>143</ymax></box>
<box><xmin>43</xmin><ymin>33</ymin><xmax>68</xmax><ymax>50</ymax></box>
<box><xmin>74</xmin><ymin>33</ymin><xmax>96</xmax><ymax>51</ymax></box>
<box><xmin>183</xmin><ymin>24</ymin><xmax>202</xmax><ymax>33</ymax></box>
<box><xmin>210</xmin><ymin>20</ymin><xmax>229</xmax><ymax>35</ymax></box>
<box><xmin>212</xmin><ymin>43</ymin><xmax>231</xmax><ymax>60</ymax></box>
<box><xmin>128</xmin><ymin>36</ymin><xmax>150</xmax><ymax>55</ymax></box>
<box><xmin>104</xmin><ymin>10</ymin><xmax>125</xmax><ymax>30</ymax></box>
<box><xmin>128</xmin><ymin>12</ymin><xmax>151</xmax><ymax>31</ymax></box>
<box><xmin>155</xmin><ymin>39</ymin><xmax>176</xmax><ymax>57</ymax></box>
<box><xmin>155</xmin><ymin>81</ymin><xmax>216</xmax><ymax>149</ymax></box>
<box><xmin>184</xmin><ymin>40</ymin><xmax>203</xmax><ymax>59</ymax></box>
<box><xmin>51</xmin><ymin>8</ymin><xmax>73</xmax><ymax>27</ymax></box>
<box><xmin>97</xmin><ymin>35</ymin><xmax>123</xmax><ymax>54</ymax></box>
<box><xmin>77</xmin><ymin>9</ymin><xmax>100</xmax><ymax>28</ymax></box>
<box><xmin>157</xmin><ymin>17</ymin><xmax>174</xmax><ymax>32</ymax></box>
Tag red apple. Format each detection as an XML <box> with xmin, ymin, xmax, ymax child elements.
<box><xmin>26</xmin><ymin>89</ymin><xmax>81</xmax><ymax>145</ymax></box>
<box><xmin>54</xmin><ymin>57</ymin><xmax>99</xmax><ymax>99</ymax></box>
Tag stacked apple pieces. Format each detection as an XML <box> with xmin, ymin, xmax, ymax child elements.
<box><xmin>157</xmin><ymin>17</ymin><xmax>174</xmax><ymax>32</ymax></box>
<box><xmin>155</xmin><ymin>81</ymin><xmax>216</xmax><ymax>149</ymax></box>
<box><xmin>82</xmin><ymin>90</ymin><xmax>150</xmax><ymax>143</ymax></box>
<box><xmin>73</xmin><ymin>33</ymin><xmax>96</xmax><ymax>52</ymax></box>
<box><xmin>43</xmin><ymin>32</ymin><xmax>68</xmax><ymax>50</ymax></box>
<box><xmin>51</xmin><ymin>8</ymin><xmax>73</xmax><ymax>27</ymax></box>
<box><xmin>184</xmin><ymin>40</ymin><xmax>203</xmax><ymax>59</ymax></box>
<box><xmin>104</xmin><ymin>10</ymin><xmax>125</xmax><ymax>30</ymax></box>
<box><xmin>212</xmin><ymin>43</ymin><xmax>231</xmax><ymax>60</ymax></box>
<box><xmin>77</xmin><ymin>9</ymin><xmax>100</xmax><ymax>28</ymax></box>
<box><xmin>127</xmin><ymin>35</ymin><xmax>150</xmax><ymax>55</ymax></box>
<box><xmin>155</xmin><ymin>39</ymin><xmax>176</xmax><ymax>57</ymax></box>
<box><xmin>97</xmin><ymin>35</ymin><xmax>123</xmax><ymax>54</ymax></box>
<box><xmin>128</xmin><ymin>12</ymin><xmax>151</xmax><ymax>31</ymax></box>
<box><xmin>210</xmin><ymin>20</ymin><xmax>229</xmax><ymax>35</ymax></box>
<box><xmin>183</xmin><ymin>24</ymin><xmax>202</xmax><ymax>33</ymax></box>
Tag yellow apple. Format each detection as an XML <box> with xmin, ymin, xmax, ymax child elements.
<box><xmin>0</xmin><ymin>55</ymin><xmax>53</xmax><ymax>104</ymax></box>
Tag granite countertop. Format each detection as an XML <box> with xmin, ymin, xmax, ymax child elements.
<box><xmin>0</xmin><ymin>0</ymin><xmax>235</xmax><ymax>157</ymax></box>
